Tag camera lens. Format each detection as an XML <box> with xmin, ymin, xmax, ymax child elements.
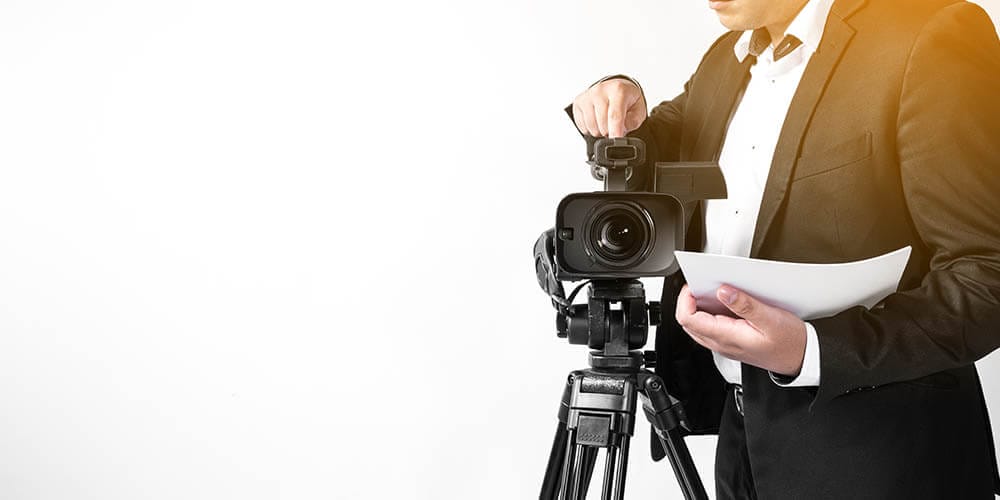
<box><xmin>601</xmin><ymin>215</ymin><xmax>640</xmax><ymax>254</ymax></box>
<box><xmin>585</xmin><ymin>202</ymin><xmax>653</xmax><ymax>268</ymax></box>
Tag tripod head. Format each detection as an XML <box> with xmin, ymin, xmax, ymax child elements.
<box><xmin>557</xmin><ymin>279</ymin><xmax>661</xmax><ymax>370</ymax></box>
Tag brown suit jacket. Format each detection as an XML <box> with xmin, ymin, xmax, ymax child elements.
<box><xmin>624</xmin><ymin>0</ymin><xmax>1000</xmax><ymax>496</ymax></box>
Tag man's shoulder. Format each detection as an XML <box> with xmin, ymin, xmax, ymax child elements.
<box><xmin>847</xmin><ymin>0</ymin><xmax>975</xmax><ymax>34</ymax></box>
<box><xmin>848</xmin><ymin>0</ymin><xmax>962</xmax><ymax>17</ymax></box>
<box><xmin>845</xmin><ymin>0</ymin><xmax>995</xmax><ymax>63</ymax></box>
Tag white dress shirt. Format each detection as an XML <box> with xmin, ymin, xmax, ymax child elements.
<box><xmin>704</xmin><ymin>0</ymin><xmax>836</xmax><ymax>387</ymax></box>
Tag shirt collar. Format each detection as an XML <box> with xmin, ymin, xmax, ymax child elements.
<box><xmin>733</xmin><ymin>0</ymin><xmax>836</xmax><ymax>63</ymax></box>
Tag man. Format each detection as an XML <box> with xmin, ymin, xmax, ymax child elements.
<box><xmin>570</xmin><ymin>0</ymin><xmax>1000</xmax><ymax>497</ymax></box>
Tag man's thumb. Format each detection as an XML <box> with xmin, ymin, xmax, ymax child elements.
<box><xmin>718</xmin><ymin>285</ymin><xmax>765</xmax><ymax>322</ymax></box>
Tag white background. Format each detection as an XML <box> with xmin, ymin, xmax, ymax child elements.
<box><xmin>1</xmin><ymin>1</ymin><xmax>999</xmax><ymax>499</ymax></box>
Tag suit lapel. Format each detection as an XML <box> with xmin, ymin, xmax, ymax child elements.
<box><xmin>684</xmin><ymin>50</ymin><xmax>752</xmax><ymax>251</ymax></box>
<box><xmin>690</xmin><ymin>57</ymin><xmax>753</xmax><ymax>162</ymax></box>
<box><xmin>749</xmin><ymin>10</ymin><xmax>858</xmax><ymax>258</ymax></box>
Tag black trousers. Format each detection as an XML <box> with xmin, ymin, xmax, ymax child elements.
<box><xmin>715</xmin><ymin>386</ymin><xmax>757</xmax><ymax>500</ymax></box>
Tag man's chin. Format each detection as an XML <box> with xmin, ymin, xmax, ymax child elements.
<box><xmin>709</xmin><ymin>1</ymin><xmax>754</xmax><ymax>31</ymax></box>
<box><xmin>714</xmin><ymin>13</ymin><xmax>754</xmax><ymax>32</ymax></box>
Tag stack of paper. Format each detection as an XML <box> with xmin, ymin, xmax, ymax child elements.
<box><xmin>674</xmin><ymin>247</ymin><xmax>912</xmax><ymax>320</ymax></box>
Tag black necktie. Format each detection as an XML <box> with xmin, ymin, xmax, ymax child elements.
<box><xmin>748</xmin><ymin>29</ymin><xmax>803</xmax><ymax>62</ymax></box>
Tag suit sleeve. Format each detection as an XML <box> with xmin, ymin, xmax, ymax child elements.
<box><xmin>811</xmin><ymin>3</ymin><xmax>1000</xmax><ymax>405</ymax></box>
<box><xmin>626</xmin><ymin>80</ymin><xmax>689</xmax><ymax>178</ymax></box>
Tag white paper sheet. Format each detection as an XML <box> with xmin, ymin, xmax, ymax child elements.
<box><xmin>674</xmin><ymin>247</ymin><xmax>912</xmax><ymax>320</ymax></box>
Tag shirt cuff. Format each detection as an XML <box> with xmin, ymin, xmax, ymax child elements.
<box><xmin>769</xmin><ymin>321</ymin><xmax>821</xmax><ymax>387</ymax></box>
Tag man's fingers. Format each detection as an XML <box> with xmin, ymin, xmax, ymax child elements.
<box><xmin>572</xmin><ymin>102</ymin><xmax>588</xmax><ymax>136</ymax></box>
<box><xmin>684</xmin><ymin>326</ymin><xmax>721</xmax><ymax>351</ymax></box>
<box><xmin>676</xmin><ymin>285</ymin><xmax>726</xmax><ymax>348</ymax></box>
<box><xmin>675</xmin><ymin>284</ymin><xmax>697</xmax><ymax>324</ymax></box>
<box><xmin>683</xmin><ymin>318</ymin><xmax>750</xmax><ymax>359</ymax></box>
<box><xmin>592</xmin><ymin>100</ymin><xmax>609</xmax><ymax>137</ymax></box>
<box><xmin>607</xmin><ymin>93</ymin><xmax>626</xmax><ymax>138</ymax></box>
<box><xmin>581</xmin><ymin>103</ymin><xmax>600</xmax><ymax>137</ymax></box>
<box><xmin>686</xmin><ymin>314</ymin><xmax>765</xmax><ymax>358</ymax></box>
<box><xmin>676</xmin><ymin>285</ymin><xmax>729</xmax><ymax>338</ymax></box>
<box><xmin>682</xmin><ymin>310</ymin><xmax>728</xmax><ymax>341</ymax></box>
<box><xmin>608</xmin><ymin>117</ymin><xmax>625</xmax><ymax>138</ymax></box>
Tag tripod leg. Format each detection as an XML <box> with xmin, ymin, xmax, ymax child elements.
<box><xmin>655</xmin><ymin>428</ymin><xmax>706</xmax><ymax>500</ymax></box>
<box><xmin>580</xmin><ymin>446</ymin><xmax>598</xmax><ymax>499</ymax></box>
<box><xmin>599</xmin><ymin>443</ymin><xmax>617</xmax><ymax>500</ymax></box>
<box><xmin>567</xmin><ymin>443</ymin><xmax>592</xmax><ymax>500</ymax></box>
<box><xmin>558</xmin><ymin>429</ymin><xmax>577</xmax><ymax>500</ymax></box>
<box><xmin>540</xmin><ymin>421</ymin><xmax>569</xmax><ymax>500</ymax></box>
<box><xmin>552</xmin><ymin>440</ymin><xmax>598</xmax><ymax>500</ymax></box>
<box><xmin>611</xmin><ymin>435</ymin><xmax>630</xmax><ymax>500</ymax></box>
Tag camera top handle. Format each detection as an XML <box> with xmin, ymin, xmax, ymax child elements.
<box><xmin>588</xmin><ymin>137</ymin><xmax>646</xmax><ymax>192</ymax></box>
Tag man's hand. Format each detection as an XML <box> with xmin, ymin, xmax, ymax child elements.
<box><xmin>572</xmin><ymin>78</ymin><xmax>647</xmax><ymax>138</ymax></box>
<box><xmin>675</xmin><ymin>284</ymin><xmax>808</xmax><ymax>377</ymax></box>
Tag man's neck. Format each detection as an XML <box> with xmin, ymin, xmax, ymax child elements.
<box><xmin>765</xmin><ymin>0</ymin><xmax>810</xmax><ymax>47</ymax></box>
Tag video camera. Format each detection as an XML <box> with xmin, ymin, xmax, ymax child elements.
<box><xmin>534</xmin><ymin>136</ymin><xmax>727</xmax><ymax>319</ymax></box>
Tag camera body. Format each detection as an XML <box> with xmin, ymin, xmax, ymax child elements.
<box><xmin>554</xmin><ymin>191</ymin><xmax>684</xmax><ymax>281</ymax></box>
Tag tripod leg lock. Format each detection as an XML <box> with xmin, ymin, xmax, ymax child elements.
<box><xmin>638</xmin><ymin>374</ymin><xmax>690</xmax><ymax>435</ymax></box>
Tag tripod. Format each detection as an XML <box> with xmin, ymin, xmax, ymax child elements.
<box><xmin>539</xmin><ymin>280</ymin><xmax>707</xmax><ymax>500</ymax></box>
